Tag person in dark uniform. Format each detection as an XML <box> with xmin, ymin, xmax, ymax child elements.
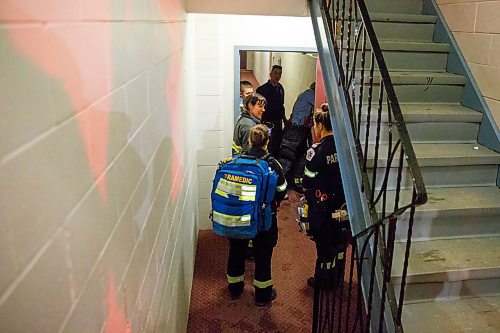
<box><xmin>256</xmin><ymin>65</ymin><xmax>286</xmax><ymax>157</ymax></box>
<box><xmin>226</xmin><ymin>124</ymin><xmax>288</xmax><ymax>306</ymax></box>
<box><xmin>279</xmin><ymin>82</ymin><xmax>316</xmax><ymax>193</ymax></box>
<box><xmin>302</xmin><ymin>104</ymin><xmax>347</xmax><ymax>289</ymax></box>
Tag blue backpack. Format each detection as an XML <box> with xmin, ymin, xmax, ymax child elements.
<box><xmin>210</xmin><ymin>154</ymin><xmax>278</xmax><ymax>239</ymax></box>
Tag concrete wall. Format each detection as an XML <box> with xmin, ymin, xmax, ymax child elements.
<box><xmin>437</xmin><ymin>0</ymin><xmax>500</xmax><ymax>127</ymax></box>
<box><xmin>191</xmin><ymin>14</ymin><xmax>316</xmax><ymax>230</ymax></box>
<box><xmin>272</xmin><ymin>52</ymin><xmax>317</xmax><ymax>117</ymax></box>
<box><xmin>0</xmin><ymin>1</ymin><xmax>198</xmax><ymax>332</ymax></box>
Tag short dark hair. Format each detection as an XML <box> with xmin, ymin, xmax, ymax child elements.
<box><xmin>313</xmin><ymin>103</ymin><xmax>332</xmax><ymax>131</ymax></box>
<box><xmin>271</xmin><ymin>65</ymin><xmax>282</xmax><ymax>72</ymax></box>
<box><xmin>240</xmin><ymin>80</ymin><xmax>253</xmax><ymax>92</ymax></box>
<box><xmin>243</xmin><ymin>93</ymin><xmax>267</xmax><ymax>111</ymax></box>
<box><xmin>310</xmin><ymin>82</ymin><xmax>316</xmax><ymax>90</ymax></box>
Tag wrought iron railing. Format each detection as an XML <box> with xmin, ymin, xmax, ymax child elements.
<box><xmin>308</xmin><ymin>0</ymin><xmax>428</xmax><ymax>332</ymax></box>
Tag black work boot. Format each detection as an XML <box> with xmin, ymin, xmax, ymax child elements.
<box><xmin>255</xmin><ymin>288</ymin><xmax>277</xmax><ymax>307</ymax></box>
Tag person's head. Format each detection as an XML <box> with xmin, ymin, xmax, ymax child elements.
<box><xmin>269</xmin><ymin>65</ymin><xmax>282</xmax><ymax>84</ymax></box>
<box><xmin>248</xmin><ymin>124</ymin><xmax>270</xmax><ymax>149</ymax></box>
<box><xmin>313</xmin><ymin>103</ymin><xmax>333</xmax><ymax>137</ymax></box>
<box><xmin>244</xmin><ymin>93</ymin><xmax>266</xmax><ymax>120</ymax></box>
<box><xmin>240</xmin><ymin>80</ymin><xmax>254</xmax><ymax>99</ymax></box>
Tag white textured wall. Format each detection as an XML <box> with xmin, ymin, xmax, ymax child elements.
<box><xmin>251</xmin><ymin>51</ymin><xmax>272</xmax><ymax>86</ymax></box>
<box><xmin>186</xmin><ymin>0</ymin><xmax>309</xmax><ymax>16</ymax></box>
<box><xmin>272</xmin><ymin>52</ymin><xmax>317</xmax><ymax>117</ymax></box>
<box><xmin>0</xmin><ymin>1</ymin><xmax>198</xmax><ymax>332</ymax></box>
<box><xmin>437</xmin><ymin>0</ymin><xmax>500</xmax><ymax>127</ymax></box>
<box><xmin>191</xmin><ymin>14</ymin><xmax>316</xmax><ymax>229</ymax></box>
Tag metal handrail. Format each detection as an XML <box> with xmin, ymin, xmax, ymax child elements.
<box><xmin>308</xmin><ymin>0</ymin><xmax>428</xmax><ymax>332</ymax></box>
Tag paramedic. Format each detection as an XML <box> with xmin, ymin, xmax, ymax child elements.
<box><xmin>226</xmin><ymin>124</ymin><xmax>287</xmax><ymax>306</ymax></box>
<box><xmin>302</xmin><ymin>104</ymin><xmax>348</xmax><ymax>289</ymax></box>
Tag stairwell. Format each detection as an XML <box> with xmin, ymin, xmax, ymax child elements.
<box><xmin>362</xmin><ymin>0</ymin><xmax>500</xmax><ymax>331</ymax></box>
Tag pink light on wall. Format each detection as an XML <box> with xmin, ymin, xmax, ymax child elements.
<box><xmin>104</xmin><ymin>270</ymin><xmax>131</xmax><ymax>333</ymax></box>
<box><xmin>159</xmin><ymin>0</ymin><xmax>184</xmax><ymax>201</ymax></box>
<box><xmin>4</xmin><ymin>1</ymin><xmax>112</xmax><ymax>201</ymax></box>
<box><xmin>315</xmin><ymin>59</ymin><xmax>327</xmax><ymax>108</ymax></box>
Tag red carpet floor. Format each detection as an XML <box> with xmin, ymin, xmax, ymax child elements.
<box><xmin>187</xmin><ymin>190</ymin><xmax>317</xmax><ymax>332</ymax></box>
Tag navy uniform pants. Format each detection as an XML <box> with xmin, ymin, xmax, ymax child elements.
<box><xmin>227</xmin><ymin>218</ymin><xmax>278</xmax><ymax>299</ymax></box>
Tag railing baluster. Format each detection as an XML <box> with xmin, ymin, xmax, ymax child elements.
<box><xmin>363</xmin><ymin>51</ymin><xmax>375</xmax><ymax>173</ymax></box>
<box><xmin>357</xmin><ymin>28</ymin><xmax>367</xmax><ymax>141</ymax></box>
<box><xmin>345</xmin><ymin>0</ymin><xmax>353</xmax><ymax>87</ymax></box>
<box><xmin>371</xmin><ymin>79</ymin><xmax>384</xmax><ymax>203</ymax></box>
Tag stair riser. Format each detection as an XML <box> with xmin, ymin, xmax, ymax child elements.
<box><xmin>373</xmin><ymin>22</ymin><xmax>435</xmax><ymax>41</ymax></box>
<box><xmin>393</xmin><ymin>277</ymin><xmax>500</xmax><ymax>304</ymax></box>
<box><xmin>368</xmin><ymin>164</ymin><xmax>499</xmax><ymax>190</ymax></box>
<box><xmin>359</xmin><ymin>121</ymin><xmax>478</xmax><ymax>144</ymax></box>
<box><xmin>365</xmin><ymin>0</ymin><xmax>423</xmax><ymax>15</ymax></box>
<box><xmin>361</xmin><ymin>85</ymin><xmax>463</xmax><ymax>103</ymax></box>
<box><xmin>394</xmin><ymin>212</ymin><xmax>500</xmax><ymax>242</ymax></box>
<box><xmin>343</xmin><ymin>51</ymin><xmax>448</xmax><ymax>71</ymax></box>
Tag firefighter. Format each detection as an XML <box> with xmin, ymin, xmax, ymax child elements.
<box><xmin>232</xmin><ymin>93</ymin><xmax>265</xmax><ymax>155</ymax></box>
<box><xmin>226</xmin><ymin>124</ymin><xmax>287</xmax><ymax>306</ymax></box>
<box><xmin>302</xmin><ymin>104</ymin><xmax>347</xmax><ymax>289</ymax></box>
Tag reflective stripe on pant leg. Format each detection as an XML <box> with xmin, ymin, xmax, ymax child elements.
<box><xmin>227</xmin><ymin>274</ymin><xmax>245</xmax><ymax>284</ymax></box>
<box><xmin>253</xmin><ymin>278</ymin><xmax>273</xmax><ymax>289</ymax></box>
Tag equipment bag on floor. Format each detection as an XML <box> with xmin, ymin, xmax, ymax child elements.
<box><xmin>210</xmin><ymin>154</ymin><xmax>277</xmax><ymax>239</ymax></box>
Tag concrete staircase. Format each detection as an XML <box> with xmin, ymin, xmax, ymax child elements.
<box><xmin>362</xmin><ymin>0</ymin><xmax>500</xmax><ymax>332</ymax></box>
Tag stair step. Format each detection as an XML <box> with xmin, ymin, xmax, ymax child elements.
<box><xmin>391</xmin><ymin>187</ymin><xmax>500</xmax><ymax>241</ymax></box>
<box><xmin>392</xmin><ymin>237</ymin><xmax>500</xmax><ymax>304</ymax></box>
<box><xmin>347</xmin><ymin>42</ymin><xmax>449</xmax><ymax>71</ymax></box>
<box><xmin>368</xmin><ymin>143</ymin><xmax>500</xmax><ymax>167</ymax></box>
<box><xmin>361</xmin><ymin>104</ymin><xmax>482</xmax><ymax>123</ymax></box>
<box><xmin>403</xmin><ymin>296</ymin><xmax>500</xmax><ymax>333</ymax></box>
<box><xmin>373</xmin><ymin>21</ymin><xmax>435</xmax><ymax>42</ymax></box>
<box><xmin>364</xmin><ymin>71</ymin><xmax>467</xmax><ymax>86</ymax></box>
<box><xmin>365</xmin><ymin>0</ymin><xmax>424</xmax><ymax>15</ymax></box>
<box><xmin>378</xmin><ymin>40</ymin><xmax>450</xmax><ymax>53</ymax></box>
<box><xmin>370</xmin><ymin>13</ymin><xmax>437</xmax><ymax>24</ymax></box>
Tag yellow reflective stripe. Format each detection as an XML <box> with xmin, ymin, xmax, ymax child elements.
<box><xmin>320</xmin><ymin>260</ymin><xmax>336</xmax><ymax>270</ymax></box>
<box><xmin>227</xmin><ymin>274</ymin><xmax>245</xmax><ymax>284</ymax></box>
<box><xmin>215</xmin><ymin>188</ymin><xmax>228</xmax><ymax>198</ymax></box>
<box><xmin>216</xmin><ymin>178</ymin><xmax>257</xmax><ymax>201</ymax></box>
<box><xmin>304</xmin><ymin>167</ymin><xmax>318</xmax><ymax>178</ymax></box>
<box><xmin>213</xmin><ymin>211</ymin><xmax>251</xmax><ymax>226</ymax></box>
<box><xmin>248</xmin><ymin>240</ymin><xmax>253</xmax><ymax>247</ymax></box>
<box><xmin>253</xmin><ymin>279</ymin><xmax>273</xmax><ymax>289</ymax></box>
<box><xmin>232</xmin><ymin>141</ymin><xmax>242</xmax><ymax>153</ymax></box>
<box><xmin>294</xmin><ymin>177</ymin><xmax>303</xmax><ymax>184</ymax></box>
<box><xmin>338</xmin><ymin>252</ymin><xmax>344</xmax><ymax>260</ymax></box>
<box><xmin>276</xmin><ymin>180</ymin><xmax>287</xmax><ymax>192</ymax></box>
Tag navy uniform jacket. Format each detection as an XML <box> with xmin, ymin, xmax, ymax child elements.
<box><xmin>303</xmin><ymin>135</ymin><xmax>345</xmax><ymax>211</ymax></box>
<box><xmin>256</xmin><ymin>81</ymin><xmax>285</xmax><ymax>122</ymax></box>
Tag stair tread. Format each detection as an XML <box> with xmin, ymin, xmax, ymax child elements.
<box><xmin>388</xmin><ymin>186</ymin><xmax>500</xmax><ymax>214</ymax></box>
<box><xmin>378</xmin><ymin>40</ymin><xmax>450</xmax><ymax>52</ymax></box>
<box><xmin>370</xmin><ymin>143</ymin><xmax>500</xmax><ymax>166</ymax></box>
<box><xmin>365</xmin><ymin>71</ymin><xmax>466</xmax><ymax>85</ymax></box>
<box><xmin>363</xmin><ymin>104</ymin><xmax>483</xmax><ymax>123</ymax></box>
<box><xmin>413</xmin><ymin>143</ymin><xmax>500</xmax><ymax>163</ymax></box>
<box><xmin>371</xmin><ymin>12</ymin><xmax>437</xmax><ymax>24</ymax></box>
<box><xmin>403</xmin><ymin>296</ymin><xmax>500</xmax><ymax>333</ymax></box>
<box><xmin>393</xmin><ymin>236</ymin><xmax>500</xmax><ymax>281</ymax></box>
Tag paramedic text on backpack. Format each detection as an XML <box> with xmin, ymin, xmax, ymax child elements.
<box><xmin>226</xmin><ymin>124</ymin><xmax>287</xmax><ymax>306</ymax></box>
<box><xmin>302</xmin><ymin>104</ymin><xmax>349</xmax><ymax>290</ymax></box>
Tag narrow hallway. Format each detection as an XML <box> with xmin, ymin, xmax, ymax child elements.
<box><xmin>187</xmin><ymin>190</ymin><xmax>316</xmax><ymax>332</ymax></box>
